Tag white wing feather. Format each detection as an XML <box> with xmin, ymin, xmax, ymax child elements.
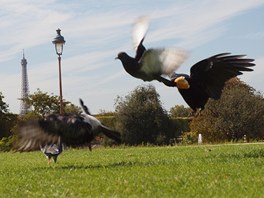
<box><xmin>132</xmin><ymin>16</ymin><xmax>149</xmax><ymax>50</ymax></box>
<box><xmin>140</xmin><ymin>48</ymin><xmax>188</xmax><ymax>75</ymax></box>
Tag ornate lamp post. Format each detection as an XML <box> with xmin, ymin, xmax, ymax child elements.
<box><xmin>52</xmin><ymin>29</ymin><xmax>65</xmax><ymax>114</ymax></box>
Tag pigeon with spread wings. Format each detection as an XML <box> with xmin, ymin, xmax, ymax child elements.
<box><xmin>170</xmin><ymin>53</ymin><xmax>255</xmax><ymax>115</ymax></box>
<box><xmin>14</xmin><ymin>99</ymin><xmax>121</xmax><ymax>151</ymax></box>
<box><xmin>116</xmin><ymin>16</ymin><xmax>188</xmax><ymax>87</ymax></box>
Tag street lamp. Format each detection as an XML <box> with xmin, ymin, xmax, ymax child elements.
<box><xmin>52</xmin><ymin>28</ymin><xmax>65</xmax><ymax>114</ymax></box>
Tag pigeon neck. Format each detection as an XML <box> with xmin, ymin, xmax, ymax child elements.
<box><xmin>120</xmin><ymin>54</ymin><xmax>140</xmax><ymax>73</ymax></box>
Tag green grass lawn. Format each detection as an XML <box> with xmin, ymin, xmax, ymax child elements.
<box><xmin>0</xmin><ymin>143</ymin><xmax>264</xmax><ymax>197</ymax></box>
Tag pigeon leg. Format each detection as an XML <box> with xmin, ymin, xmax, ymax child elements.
<box><xmin>48</xmin><ymin>156</ymin><xmax>52</xmax><ymax>165</ymax></box>
<box><xmin>88</xmin><ymin>144</ymin><xmax>92</xmax><ymax>151</ymax></box>
<box><xmin>53</xmin><ymin>156</ymin><xmax>58</xmax><ymax>163</ymax></box>
<box><xmin>156</xmin><ymin>76</ymin><xmax>176</xmax><ymax>87</ymax></box>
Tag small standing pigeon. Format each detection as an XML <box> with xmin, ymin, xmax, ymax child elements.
<box><xmin>40</xmin><ymin>142</ymin><xmax>63</xmax><ymax>164</ymax></box>
<box><xmin>116</xmin><ymin>16</ymin><xmax>188</xmax><ymax>87</ymax></box>
<box><xmin>14</xmin><ymin>99</ymin><xmax>121</xmax><ymax>152</ymax></box>
<box><xmin>170</xmin><ymin>53</ymin><xmax>255</xmax><ymax>115</ymax></box>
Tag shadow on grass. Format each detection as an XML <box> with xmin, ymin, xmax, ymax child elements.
<box><xmin>214</xmin><ymin>149</ymin><xmax>264</xmax><ymax>160</ymax></box>
<box><xmin>60</xmin><ymin>161</ymin><xmax>140</xmax><ymax>170</ymax></box>
<box><xmin>243</xmin><ymin>149</ymin><xmax>264</xmax><ymax>158</ymax></box>
<box><xmin>33</xmin><ymin>149</ymin><xmax>264</xmax><ymax>171</ymax></box>
<box><xmin>33</xmin><ymin>160</ymin><xmax>155</xmax><ymax>171</ymax></box>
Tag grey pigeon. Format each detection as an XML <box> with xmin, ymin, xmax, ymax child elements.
<box><xmin>116</xmin><ymin>16</ymin><xmax>188</xmax><ymax>87</ymax></box>
<box><xmin>40</xmin><ymin>142</ymin><xmax>63</xmax><ymax>164</ymax></box>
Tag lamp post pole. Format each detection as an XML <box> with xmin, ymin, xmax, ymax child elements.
<box><xmin>52</xmin><ymin>29</ymin><xmax>65</xmax><ymax>115</ymax></box>
<box><xmin>58</xmin><ymin>55</ymin><xmax>63</xmax><ymax>114</ymax></box>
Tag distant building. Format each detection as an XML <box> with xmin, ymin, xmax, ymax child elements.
<box><xmin>20</xmin><ymin>50</ymin><xmax>30</xmax><ymax>115</ymax></box>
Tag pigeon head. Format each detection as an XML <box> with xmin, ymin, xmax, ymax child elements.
<box><xmin>115</xmin><ymin>52</ymin><xmax>137</xmax><ymax>68</ymax></box>
<box><xmin>115</xmin><ymin>52</ymin><xmax>129</xmax><ymax>61</ymax></box>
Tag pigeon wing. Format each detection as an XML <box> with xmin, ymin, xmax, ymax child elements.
<box><xmin>190</xmin><ymin>53</ymin><xmax>255</xmax><ymax>99</ymax></box>
<box><xmin>132</xmin><ymin>16</ymin><xmax>149</xmax><ymax>50</ymax></box>
<box><xmin>15</xmin><ymin>119</ymin><xmax>60</xmax><ymax>152</ymax></box>
<box><xmin>140</xmin><ymin>48</ymin><xmax>188</xmax><ymax>76</ymax></box>
<box><xmin>14</xmin><ymin>114</ymin><xmax>94</xmax><ymax>151</ymax></box>
<box><xmin>132</xmin><ymin>16</ymin><xmax>149</xmax><ymax>62</ymax></box>
<box><xmin>79</xmin><ymin>98</ymin><xmax>91</xmax><ymax>115</ymax></box>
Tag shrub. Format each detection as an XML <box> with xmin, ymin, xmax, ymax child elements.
<box><xmin>0</xmin><ymin>136</ymin><xmax>13</xmax><ymax>151</ymax></box>
<box><xmin>115</xmin><ymin>85</ymin><xmax>171</xmax><ymax>145</ymax></box>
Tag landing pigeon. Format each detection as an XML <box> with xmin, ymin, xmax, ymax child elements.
<box><xmin>14</xmin><ymin>99</ymin><xmax>121</xmax><ymax>151</ymax></box>
<box><xmin>170</xmin><ymin>53</ymin><xmax>255</xmax><ymax>115</ymax></box>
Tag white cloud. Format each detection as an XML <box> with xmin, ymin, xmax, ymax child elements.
<box><xmin>238</xmin><ymin>32</ymin><xmax>264</xmax><ymax>40</ymax></box>
<box><xmin>147</xmin><ymin>0</ymin><xmax>264</xmax><ymax>48</ymax></box>
<box><xmin>0</xmin><ymin>1</ymin><xmax>72</xmax><ymax>62</ymax></box>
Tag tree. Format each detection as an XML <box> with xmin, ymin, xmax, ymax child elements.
<box><xmin>115</xmin><ymin>85</ymin><xmax>171</xmax><ymax>145</ymax></box>
<box><xmin>21</xmin><ymin>89</ymin><xmax>81</xmax><ymax>117</ymax></box>
<box><xmin>169</xmin><ymin>105</ymin><xmax>192</xmax><ymax>118</ymax></box>
<box><xmin>0</xmin><ymin>92</ymin><xmax>8</xmax><ymax>114</ymax></box>
<box><xmin>0</xmin><ymin>92</ymin><xmax>17</xmax><ymax>139</ymax></box>
<box><xmin>190</xmin><ymin>78</ymin><xmax>264</xmax><ymax>142</ymax></box>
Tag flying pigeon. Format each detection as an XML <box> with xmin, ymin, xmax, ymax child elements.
<box><xmin>116</xmin><ymin>16</ymin><xmax>188</xmax><ymax>87</ymax></box>
<box><xmin>40</xmin><ymin>142</ymin><xmax>63</xmax><ymax>164</ymax></box>
<box><xmin>14</xmin><ymin>99</ymin><xmax>121</xmax><ymax>152</ymax></box>
<box><xmin>170</xmin><ymin>53</ymin><xmax>255</xmax><ymax>115</ymax></box>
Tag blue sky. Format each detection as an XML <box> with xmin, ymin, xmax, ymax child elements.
<box><xmin>0</xmin><ymin>0</ymin><xmax>264</xmax><ymax>114</ymax></box>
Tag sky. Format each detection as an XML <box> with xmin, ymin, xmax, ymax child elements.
<box><xmin>0</xmin><ymin>0</ymin><xmax>264</xmax><ymax>114</ymax></box>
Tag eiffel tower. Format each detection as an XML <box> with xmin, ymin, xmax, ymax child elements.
<box><xmin>20</xmin><ymin>50</ymin><xmax>30</xmax><ymax>114</ymax></box>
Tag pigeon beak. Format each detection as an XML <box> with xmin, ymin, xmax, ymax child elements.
<box><xmin>115</xmin><ymin>56</ymin><xmax>118</xmax><ymax>60</ymax></box>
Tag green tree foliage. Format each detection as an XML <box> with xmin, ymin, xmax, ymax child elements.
<box><xmin>21</xmin><ymin>89</ymin><xmax>81</xmax><ymax>117</ymax></box>
<box><xmin>190</xmin><ymin>78</ymin><xmax>264</xmax><ymax>142</ymax></box>
<box><xmin>0</xmin><ymin>136</ymin><xmax>14</xmax><ymax>151</ymax></box>
<box><xmin>0</xmin><ymin>92</ymin><xmax>17</xmax><ymax>151</ymax></box>
<box><xmin>0</xmin><ymin>92</ymin><xmax>8</xmax><ymax>114</ymax></box>
<box><xmin>115</xmin><ymin>85</ymin><xmax>172</xmax><ymax>145</ymax></box>
<box><xmin>0</xmin><ymin>92</ymin><xmax>17</xmax><ymax>139</ymax></box>
<box><xmin>169</xmin><ymin>105</ymin><xmax>192</xmax><ymax>118</ymax></box>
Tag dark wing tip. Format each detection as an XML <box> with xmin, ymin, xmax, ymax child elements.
<box><xmin>210</xmin><ymin>52</ymin><xmax>231</xmax><ymax>59</ymax></box>
<box><xmin>79</xmin><ymin>98</ymin><xmax>84</xmax><ymax>106</ymax></box>
<box><xmin>79</xmin><ymin>98</ymin><xmax>91</xmax><ymax>115</ymax></box>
